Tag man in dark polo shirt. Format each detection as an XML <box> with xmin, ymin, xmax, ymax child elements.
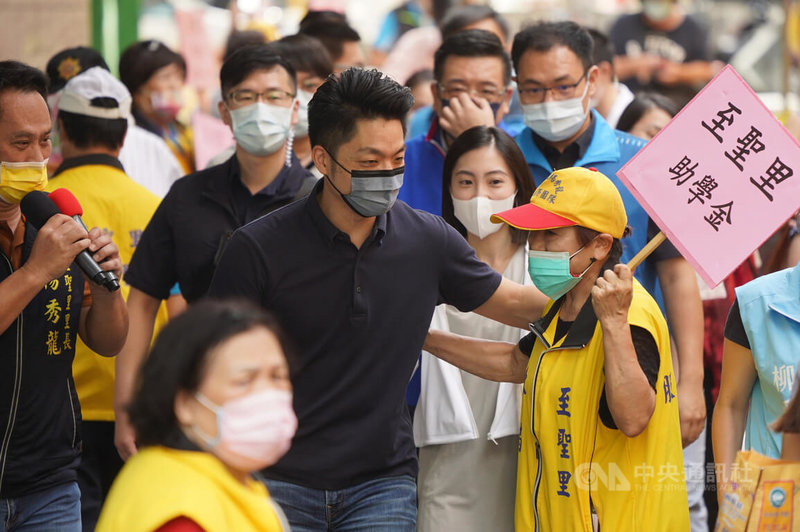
<box><xmin>114</xmin><ymin>44</ymin><xmax>316</xmax><ymax>460</ymax></box>
<box><xmin>207</xmin><ymin>68</ymin><xmax>545</xmax><ymax>530</ymax></box>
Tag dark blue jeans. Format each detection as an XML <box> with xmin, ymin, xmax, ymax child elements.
<box><xmin>264</xmin><ymin>475</ymin><xmax>416</xmax><ymax>531</ymax></box>
<box><xmin>1</xmin><ymin>482</ymin><xmax>81</xmax><ymax>532</ymax></box>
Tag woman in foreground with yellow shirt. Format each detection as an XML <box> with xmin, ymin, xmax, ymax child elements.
<box><xmin>98</xmin><ymin>300</ymin><xmax>296</xmax><ymax>531</ymax></box>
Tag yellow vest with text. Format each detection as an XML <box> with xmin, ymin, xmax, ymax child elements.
<box><xmin>515</xmin><ymin>279</ymin><xmax>689</xmax><ymax>531</ymax></box>
<box><xmin>46</xmin><ymin>163</ymin><xmax>168</xmax><ymax>420</ymax></box>
<box><xmin>96</xmin><ymin>446</ymin><xmax>285</xmax><ymax>531</ymax></box>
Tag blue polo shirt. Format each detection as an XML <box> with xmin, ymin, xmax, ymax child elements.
<box><xmin>207</xmin><ymin>180</ymin><xmax>502</xmax><ymax>489</ymax></box>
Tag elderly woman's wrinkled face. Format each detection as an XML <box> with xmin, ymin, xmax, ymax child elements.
<box><xmin>528</xmin><ymin>226</ymin><xmax>600</xmax><ymax>278</ymax></box>
<box><xmin>197</xmin><ymin>327</ymin><xmax>291</xmax><ymax>405</ymax></box>
<box><xmin>175</xmin><ymin>326</ymin><xmax>295</xmax><ymax>474</ymax></box>
<box><xmin>528</xmin><ymin>226</ymin><xmax>583</xmax><ymax>254</ymax></box>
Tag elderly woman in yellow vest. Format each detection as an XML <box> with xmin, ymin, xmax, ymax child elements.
<box><xmin>424</xmin><ymin>166</ymin><xmax>689</xmax><ymax>531</ymax></box>
<box><xmin>97</xmin><ymin>300</ymin><xmax>296</xmax><ymax>531</ymax></box>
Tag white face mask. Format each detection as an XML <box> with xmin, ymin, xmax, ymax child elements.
<box><xmin>522</xmin><ymin>79</ymin><xmax>590</xmax><ymax>142</ymax></box>
<box><xmin>452</xmin><ymin>192</ymin><xmax>516</xmax><ymax>239</ymax></box>
<box><xmin>293</xmin><ymin>90</ymin><xmax>313</xmax><ymax>138</ymax></box>
<box><xmin>229</xmin><ymin>102</ymin><xmax>292</xmax><ymax>157</ymax></box>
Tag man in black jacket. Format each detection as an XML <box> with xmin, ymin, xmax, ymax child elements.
<box><xmin>0</xmin><ymin>60</ymin><xmax>127</xmax><ymax>531</ymax></box>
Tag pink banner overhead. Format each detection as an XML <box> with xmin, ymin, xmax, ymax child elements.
<box><xmin>175</xmin><ymin>9</ymin><xmax>219</xmax><ymax>92</ymax></box>
<box><xmin>617</xmin><ymin>65</ymin><xmax>800</xmax><ymax>287</ymax></box>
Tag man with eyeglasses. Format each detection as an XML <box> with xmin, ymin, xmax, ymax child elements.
<box><xmin>113</xmin><ymin>44</ymin><xmax>317</xmax><ymax>461</ymax></box>
<box><xmin>513</xmin><ymin>21</ymin><xmax>706</xmax><ymax>473</ymax></box>
<box><xmin>399</xmin><ymin>29</ymin><xmax>513</xmax><ymax>215</ymax></box>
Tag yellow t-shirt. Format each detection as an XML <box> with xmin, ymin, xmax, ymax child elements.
<box><xmin>515</xmin><ymin>279</ymin><xmax>689</xmax><ymax>531</ymax></box>
<box><xmin>46</xmin><ymin>161</ymin><xmax>169</xmax><ymax>420</ymax></box>
<box><xmin>97</xmin><ymin>446</ymin><xmax>285</xmax><ymax>531</ymax></box>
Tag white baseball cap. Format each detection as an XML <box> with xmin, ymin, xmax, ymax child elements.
<box><xmin>58</xmin><ymin>66</ymin><xmax>132</xmax><ymax>120</ymax></box>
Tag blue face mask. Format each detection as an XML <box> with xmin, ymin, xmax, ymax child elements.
<box><xmin>527</xmin><ymin>247</ymin><xmax>593</xmax><ymax>300</ymax></box>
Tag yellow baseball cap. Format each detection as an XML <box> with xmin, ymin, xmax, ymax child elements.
<box><xmin>490</xmin><ymin>167</ymin><xmax>627</xmax><ymax>239</ymax></box>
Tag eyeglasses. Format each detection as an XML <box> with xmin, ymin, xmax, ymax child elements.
<box><xmin>227</xmin><ymin>88</ymin><xmax>296</xmax><ymax>106</ymax></box>
<box><xmin>518</xmin><ymin>72</ymin><xmax>587</xmax><ymax>103</ymax></box>
<box><xmin>437</xmin><ymin>83</ymin><xmax>506</xmax><ymax>103</ymax></box>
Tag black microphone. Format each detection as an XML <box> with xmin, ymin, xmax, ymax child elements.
<box><xmin>20</xmin><ymin>190</ymin><xmax>120</xmax><ymax>292</ymax></box>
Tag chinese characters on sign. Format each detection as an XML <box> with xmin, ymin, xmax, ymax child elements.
<box><xmin>617</xmin><ymin>65</ymin><xmax>800</xmax><ymax>287</ymax></box>
<box><xmin>666</xmin><ymin>103</ymin><xmax>792</xmax><ymax>233</ymax></box>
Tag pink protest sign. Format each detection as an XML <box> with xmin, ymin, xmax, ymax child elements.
<box><xmin>175</xmin><ymin>9</ymin><xmax>219</xmax><ymax>92</ymax></box>
<box><xmin>617</xmin><ymin>65</ymin><xmax>800</xmax><ymax>287</ymax></box>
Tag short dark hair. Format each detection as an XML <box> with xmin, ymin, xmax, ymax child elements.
<box><xmin>439</xmin><ymin>5</ymin><xmax>510</xmax><ymax>42</ymax></box>
<box><xmin>406</xmin><ymin>69</ymin><xmax>434</xmax><ymax>89</ymax></box>
<box><xmin>219</xmin><ymin>43</ymin><xmax>297</xmax><ymax>98</ymax></box>
<box><xmin>298</xmin><ymin>18</ymin><xmax>360</xmax><ymax>63</ymax></box>
<box><xmin>58</xmin><ymin>109</ymin><xmax>127</xmax><ymax>151</ymax></box>
<box><xmin>274</xmin><ymin>34</ymin><xmax>333</xmax><ymax>80</ymax></box>
<box><xmin>586</xmin><ymin>28</ymin><xmax>614</xmax><ymax>68</ymax></box>
<box><xmin>512</xmin><ymin>21</ymin><xmax>594</xmax><ymax>74</ymax></box>
<box><xmin>308</xmin><ymin>68</ymin><xmax>413</xmax><ymax>156</ymax></box>
<box><xmin>434</xmin><ymin>30</ymin><xmax>511</xmax><ymax>87</ymax></box>
<box><xmin>0</xmin><ymin>61</ymin><xmax>48</xmax><ymax>120</ymax></box>
<box><xmin>616</xmin><ymin>91</ymin><xmax>679</xmax><ymax>134</ymax></box>
<box><xmin>442</xmin><ymin>126</ymin><xmax>534</xmax><ymax>246</ymax></box>
<box><xmin>298</xmin><ymin>10</ymin><xmax>347</xmax><ymax>30</ymax></box>
<box><xmin>223</xmin><ymin>30</ymin><xmax>268</xmax><ymax>63</ymax></box>
<box><xmin>119</xmin><ymin>40</ymin><xmax>186</xmax><ymax>96</ymax></box>
<box><xmin>128</xmin><ymin>299</ymin><xmax>292</xmax><ymax>448</ymax></box>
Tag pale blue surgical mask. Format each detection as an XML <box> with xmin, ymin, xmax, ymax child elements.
<box><xmin>229</xmin><ymin>102</ymin><xmax>292</xmax><ymax>156</ymax></box>
<box><xmin>527</xmin><ymin>247</ymin><xmax>593</xmax><ymax>300</ymax></box>
<box><xmin>293</xmin><ymin>89</ymin><xmax>313</xmax><ymax>138</ymax></box>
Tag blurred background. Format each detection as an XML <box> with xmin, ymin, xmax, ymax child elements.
<box><xmin>3</xmin><ymin>0</ymin><xmax>799</xmax><ymax>115</ymax></box>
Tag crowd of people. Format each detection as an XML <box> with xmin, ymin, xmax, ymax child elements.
<box><xmin>1</xmin><ymin>1</ymin><xmax>798</xmax><ymax>531</ymax></box>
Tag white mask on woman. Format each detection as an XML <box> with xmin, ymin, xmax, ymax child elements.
<box><xmin>452</xmin><ymin>192</ymin><xmax>516</xmax><ymax>239</ymax></box>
